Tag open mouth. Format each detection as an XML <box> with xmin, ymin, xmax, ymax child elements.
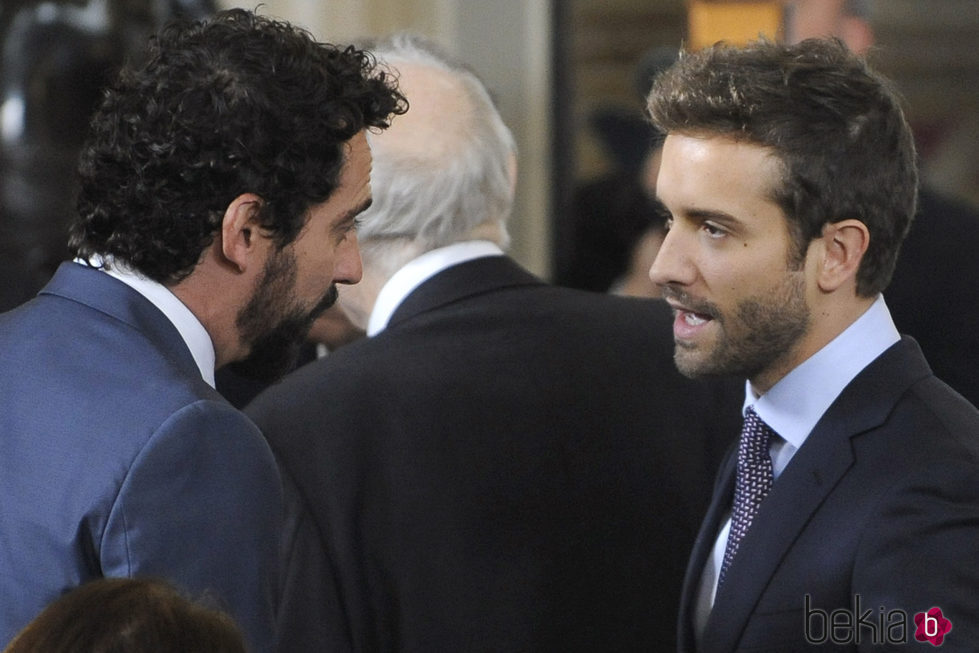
<box><xmin>669</xmin><ymin>304</ymin><xmax>717</xmax><ymax>341</ymax></box>
<box><xmin>680</xmin><ymin>310</ymin><xmax>712</xmax><ymax>326</ymax></box>
<box><xmin>661</xmin><ymin>286</ymin><xmax>718</xmax><ymax>340</ymax></box>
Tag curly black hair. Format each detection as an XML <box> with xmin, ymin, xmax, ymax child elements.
<box><xmin>70</xmin><ymin>8</ymin><xmax>407</xmax><ymax>284</ymax></box>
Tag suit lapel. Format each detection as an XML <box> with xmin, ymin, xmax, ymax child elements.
<box><xmin>700</xmin><ymin>427</ymin><xmax>855</xmax><ymax>651</ymax></box>
<box><xmin>696</xmin><ymin>338</ymin><xmax>932</xmax><ymax>652</ymax></box>
<box><xmin>387</xmin><ymin>256</ymin><xmax>543</xmax><ymax>329</ymax></box>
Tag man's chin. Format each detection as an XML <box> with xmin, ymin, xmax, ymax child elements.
<box><xmin>673</xmin><ymin>345</ymin><xmax>727</xmax><ymax>380</ymax></box>
<box><xmin>674</xmin><ymin>352</ymin><xmax>708</xmax><ymax>379</ymax></box>
<box><xmin>229</xmin><ymin>285</ymin><xmax>337</xmax><ymax>384</ymax></box>
<box><xmin>228</xmin><ymin>311</ymin><xmax>317</xmax><ymax>383</ymax></box>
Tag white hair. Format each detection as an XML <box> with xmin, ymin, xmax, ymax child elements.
<box><xmin>357</xmin><ymin>33</ymin><xmax>517</xmax><ymax>260</ymax></box>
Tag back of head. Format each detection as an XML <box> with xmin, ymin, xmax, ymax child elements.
<box><xmin>3</xmin><ymin>577</ymin><xmax>246</xmax><ymax>653</ymax></box>
<box><xmin>356</xmin><ymin>33</ymin><xmax>517</xmax><ymax>268</ymax></box>
<box><xmin>70</xmin><ymin>8</ymin><xmax>406</xmax><ymax>284</ymax></box>
<box><xmin>646</xmin><ymin>38</ymin><xmax>917</xmax><ymax>297</ymax></box>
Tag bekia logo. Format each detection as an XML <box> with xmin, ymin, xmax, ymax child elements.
<box><xmin>915</xmin><ymin>607</ymin><xmax>952</xmax><ymax>647</ymax></box>
<box><xmin>805</xmin><ymin>595</ymin><xmax>952</xmax><ymax>647</ymax></box>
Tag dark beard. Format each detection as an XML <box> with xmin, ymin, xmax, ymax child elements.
<box><xmin>228</xmin><ymin>249</ymin><xmax>339</xmax><ymax>383</ymax></box>
<box><xmin>663</xmin><ymin>269</ymin><xmax>810</xmax><ymax>382</ymax></box>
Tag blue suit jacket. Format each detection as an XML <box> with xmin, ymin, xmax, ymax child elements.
<box><xmin>678</xmin><ymin>338</ymin><xmax>979</xmax><ymax>652</ymax></box>
<box><xmin>0</xmin><ymin>263</ymin><xmax>281</xmax><ymax>652</ymax></box>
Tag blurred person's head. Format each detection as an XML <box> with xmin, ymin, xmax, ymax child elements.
<box><xmin>4</xmin><ymin>577</ymin><xmax>245</xmax><ymax>653</ymax></box>
<box><xmin>337</xmin><ymin>33</ymin><xmax>517</xmax><ymax>329</ymax></box>
<box><xmin>609</xmin><ymin>226</ymin><xmax>666</xmax><ymax>299</ymax></box>
<box><xmin>785</xmin><ymin>0</ymin><xmax>874</xmax><ymax>54</ymax></box>
<box><xmin>307</xmin><ymin>303</ymin><xmax>365</xmax><ymax>351</ymax></box>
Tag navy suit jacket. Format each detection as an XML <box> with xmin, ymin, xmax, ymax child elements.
<box><xmin>679</xmin><ymin>338</ymin><xmax>979</xmax><ymax>652</ymax></box>
<box><xmin>0</xmin><ymin>263</ymin><xmax>281</xmax><ymax>652</ymax></box>
<box><xmin>247</xmin><ymin>255</ymin><xmax>744</xmax><ymax>652</ymax></box>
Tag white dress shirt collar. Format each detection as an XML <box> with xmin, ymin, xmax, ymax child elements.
<box><xmin>367</xmin><ymin>240</ymin><xmax>504</xmax><ymax>337</ymax></box>
<box><xmin>77</xmin><ymin>258</ymin><xmax>217</xmax><ymax>387</ymax></box>
<box><xmin>745</xmin><ymin>294</ymin><xmax>900</xmax><ymax>452</ymax></box>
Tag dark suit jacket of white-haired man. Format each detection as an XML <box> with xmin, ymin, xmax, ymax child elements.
<box><xmin>246</xmin><ymin>33</ymin><xmax>743</xmax><ymax>653</ymax></box>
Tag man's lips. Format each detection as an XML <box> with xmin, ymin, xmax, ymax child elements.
<box><xmin>662</xmin><ymin>285</ymin><xmax>717</xmax><ymax>319</ymax></box>
<box><xmin>677</xmin><ymin>309</ymin><xmax>711</xmax><ymax>325</ymax></box>
<box><xmin>671</xmin><ymin>306</ymin><xmax>714</xmax><ymax>340</ymax></box>
<box><xmin>663</xmin><ymin>290</ymin><xmax>717</xmax><ymax>340</ymax></box>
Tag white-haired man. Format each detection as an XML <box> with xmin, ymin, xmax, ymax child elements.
<box><xmin>247</xmin><ymin>34</ymin><xmax>741</xmax><ymax>652</ymax></box>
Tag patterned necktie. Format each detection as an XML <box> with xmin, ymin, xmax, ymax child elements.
<box><xmin>718</xmin><ymin>406</ymin><xmax>776</xmax><ymax>588</ymax></box>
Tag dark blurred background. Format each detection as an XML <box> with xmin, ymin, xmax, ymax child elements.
<box><xmin>0</xmin><ymin>0</ymin><xmax>216</xmax><ymax>311</ymax></box>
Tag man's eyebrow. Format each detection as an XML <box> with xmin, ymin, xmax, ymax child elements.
<box><xmin>334</xmin><ymin>197</ymin><xmax>373</xmax><ymax>230</ymax></box>
<box><xmin>685</xmin><ymin>207</ymin><xmax>740</xmax><ymax>224</ymax></box>
<box><xmin>656</xmin><ymin>192</ymin><xmax>737</xmax><ymax>222</ymax></box>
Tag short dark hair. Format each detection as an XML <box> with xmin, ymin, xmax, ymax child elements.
<box><xmin>4</xmin><ymin>577</ymin><xmax>245</xmax><ymax>653</ymax></box>
<box><xmin>646</xmin><ymin>38</ymin><xmax>918</xmax><ymax>296</ymax></box>
<box><xmin>70</xmin><ymin>8</ymin><xmax>407</xmax><ymax>284</ymax></box>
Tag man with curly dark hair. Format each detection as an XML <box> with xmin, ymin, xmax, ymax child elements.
<box><xmin>0</xmin><ymin>8</ymin><xmax>405</xmax><ymax>653</ymax></box>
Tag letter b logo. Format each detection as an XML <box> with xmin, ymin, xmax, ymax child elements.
<box><xmin>914</xmin><ymin>607</ymin><xmax>952</xmax><ymax>647</ymax></box>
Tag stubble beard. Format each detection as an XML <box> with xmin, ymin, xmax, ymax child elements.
<box><xmin>671</xmin><ymin>270</ymin><xmax>811</xmax><ymax>382</ymax></box>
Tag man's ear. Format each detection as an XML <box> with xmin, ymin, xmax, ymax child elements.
<box><xmin>815</xmin><ymin>219</ymin><xmax>869</xmax><ymax>293</ymax></box>
<box><xmin>221</xmin><ymin>193</ymin><xmax>266</xmax><ymax>272</ymax></box>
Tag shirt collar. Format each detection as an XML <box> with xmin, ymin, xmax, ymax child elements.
<box><xmin>77</xmin><ymin>257</ymin><xmax>217</xmax><ymax>387</ymax></box>
<box><xmin>367</xmin><ymin>240</ymin><xmax>504</xmax><ymax>336</ymax></box>
<box><xmin>745</xmin><ymin>294</ymin><xmax>900</xmax><ymax>450</ymax></box>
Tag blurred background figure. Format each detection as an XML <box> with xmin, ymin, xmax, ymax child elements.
<box><xmin>785</xmin><ymin>0</ymin><xmax>979</xmax><ymax>406</ymax></box>
<box><xmin>3</xmin><ymin>577</ymin><xmax>246</xmax><ymax>653</ymax></box>
<box><xmin>0</xmin><ymin>0</ymin><xmax>216</xmax><ymax>312</ymax></box>
<box><xmin>555</xmin><ymin>46</ymin><xmax>676</xmax><ymax>298</ymax></box>
<box><xmin>784</xmin><ymin>0</ymin><xmax>875</xmax><ymax>53</ymax></box>
<box><xmin>306</xmin><ymin>302</ymin><xmax>366</xmax><ymax>353</ymax></box>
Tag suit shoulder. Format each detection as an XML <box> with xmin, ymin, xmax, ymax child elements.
<box><xmin>136</xmin><ymin>399</ymin><xmax>275</xmax><ymax>483</ymax></box>
<box><xmin>903</xmin><ymin>375</ymin><xmax>979</xmax><ymax>456</ymax></box>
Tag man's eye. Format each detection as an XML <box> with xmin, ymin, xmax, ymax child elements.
<box><xmin>336</xmin><ymin>218</ymin><xmax>361</xmax><ymax>241</ymax></box>
<box><xmin>703</xmin><ymin>222</ymin><xmax>726</xmax><ymax>238</ymax></box>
